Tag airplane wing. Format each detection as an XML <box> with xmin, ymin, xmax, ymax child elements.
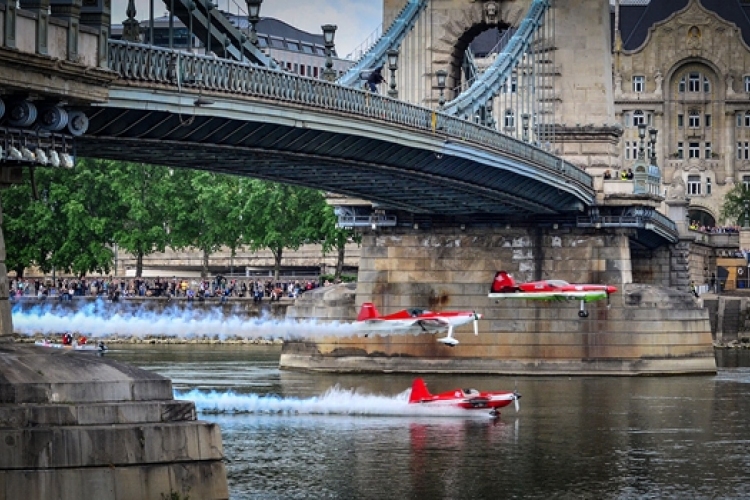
<box><xmin>488</xmin><ymin>291</ymin><xmax>608</xmax><ymax>301</ymax></box>
<box><xmin>357</xmin><ymin>318</ymin><xmax>449</xmax><ymax>332</ymax></box>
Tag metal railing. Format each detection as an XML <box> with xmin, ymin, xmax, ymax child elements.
<box><xmin>107</xmin><ymin>40</ymin><xmax>593</xmax><ymax>193</ymax></box>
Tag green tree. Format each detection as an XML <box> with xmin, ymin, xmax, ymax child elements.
<box><xmin>240</xmin><ymin>180</ymin><xmax>329</xmax><ymax>282</ymax></box>
<box><xmin>319</xmin><ymin>204</ymin><xmax>359</xmax><ymax>281</ymax></box>
<box><xmin>168</xmin><ymin>170</ymin><xmax>239</xmax><ymax>277</ymax></box>
<box><xmin>720</xmin><ymin>183</ymin><xmax>750</xmax><ymax>226</ymax></box>
<box><xmin>110</xmin><ymin>163</ymin><xmax>174</xmax><ymax>277</ymax></box>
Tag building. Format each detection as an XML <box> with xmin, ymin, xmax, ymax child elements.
<box><xmin>111</xmin><ymin>14</ymin><xmax>354</xmax><ymax>80</ymax></box>
<box><xmin>613</xmin><ymin>0</ymin><xmax>750</xmax><ymax>228</ymax></box>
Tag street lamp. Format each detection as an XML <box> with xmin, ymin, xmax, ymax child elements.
<box><xmin>522</xmin><ymin>113</ymin><xmax>530</xmax><ymax>142</ymax></box>
<box><xmin>246</xmin><ymin>0</ymin><xmax>262</xmax><ymax>47</ymax></box>
<box><xmin>322</xmin><ymin>24</ymin><xmax>337</xmax><ymax>82</ymax></box>
<box><xmin>648</xmin><ymin>127</ymin><xmax>658</xmax><ymax>166</ymax></box>
<box><xmin>744</xmin><ymin>200</ymin><xmax>749</xmax><ymax>229</ymax></box>
<box><xmin>387</xmin><ymin>49</ymin><xmax>399</xmax><ymax>98</ymax></box>
<box><xmin>436</xmin><ymin>69</ymin><xmax>447</xmax><ymax>109</ymax></box>
<box><xmin>485</xmin><ymin>98</ymin><xmax>495</xmax><ymax>128</ymax></box>
<box><xmin>637</xmin><ymin>122</ymin><xmax>646</xmax><ymax>160</ymax></box>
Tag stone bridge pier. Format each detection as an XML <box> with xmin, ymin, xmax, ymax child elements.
<box><xmin>283</xmin><ymin>225</ymin><xmax>716</xmax><ymax>375</ymax></box>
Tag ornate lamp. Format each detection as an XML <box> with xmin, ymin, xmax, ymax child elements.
<box><xmin>246</xmin><ymin>0</ymin><xmax>262</xmax><ymax>46</ymax></box>
<box><xmin>637</xmin><ymin>122</ymin><xmax>647</xmax><ymax>160</ymax></box>
<box><xmin>387</xmin><ymin>49</ymin><xmax>399</xmax><ymax>98</ymax></box>
<box><xmin>436</xmin><ymin>69</ymin><xmax>447</xmax><ymax>109</ymax></box>
<box><xmin>648</xmin><ymin>127</ymin><xmax>658</xmax><ymax>166</ymax></box>
<box><xmin>322</xmin><ymin>24</ymin><xmax>337</xmax><ymax>81</ymax></box>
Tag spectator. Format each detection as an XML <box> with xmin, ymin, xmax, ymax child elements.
<box><xmin>366</xmin><ymin>66</ymin><xmax>384</xmax><ymax>93</ymax></box>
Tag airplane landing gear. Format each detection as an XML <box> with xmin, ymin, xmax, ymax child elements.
<box><xmin>489</xmin><ymin>409</ymin><xmax>499</xmax><ymax>417</ymax></box>
<box><xmin>578</xmin><ymin>301</ymin><xmax>589</xmax><ymax>318</ymax></box>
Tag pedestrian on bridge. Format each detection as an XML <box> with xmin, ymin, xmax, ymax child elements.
<box><xmin>367</xmin><ymin>66</ymin><xmax>384</xmax><ymax>93</ymax></box>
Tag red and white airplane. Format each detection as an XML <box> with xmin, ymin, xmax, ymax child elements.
<box><xmin>408</xmin><ymin>378</ymin><xmax>520</xmax><ymax>416</ymax></box>
<box><xmin>488</xmin><ymin>270</ymin><xmax>618</xmax><ymax>318</ymax></box>
<box><xmin>355</xmin><ymin>302</ymin><xmax>481</xmax><ymax>346</ymax></box>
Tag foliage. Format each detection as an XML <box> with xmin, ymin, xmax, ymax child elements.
<box><xmin>109</xmin><ymin>162</ymin><xmax>175</xmax><ymax>276</ymax></box>
<box><xmin>319</xmin><ymin>204</ymin><xmax>360</xmax><ymax>281</ymax></box>
<box><xmin>167</xmin><ymin>170</ymin><xmax>241</xmax><ymax>277</ymax></box>
<box><xmin>720</xmin><ymin>183</ymin><xmax>750</xmax><ymax>226</ymax></box>
<box><xmin>240</xmin><ymin>180</ymin><xmax>329</xmax><ymax>281</ymax></box>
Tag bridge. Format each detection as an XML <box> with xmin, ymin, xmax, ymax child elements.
<box><xmin>0</xmin><ymin>0</ymin><xmax>677</xmax><ymax>245</ymax></box>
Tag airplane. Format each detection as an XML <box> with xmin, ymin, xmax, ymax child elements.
<box><xmin>408</xmin><ymin>378</ymin><xmax>520</xmax><ymax>417</ymax></box>
<box><xmin>355</xmin><ymin>302</ymin><xmax>482</xmax><ymax>346</ymax></box>
<box><xmin>488</xmin><ymin>270</ymin><xmax>617</xmax><ymax>318</ymax></box>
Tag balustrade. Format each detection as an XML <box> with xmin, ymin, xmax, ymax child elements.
<box><xmin>108</xmin><ymin>40</ymin><xmax>592</xmax><ymax>191</ymax></box>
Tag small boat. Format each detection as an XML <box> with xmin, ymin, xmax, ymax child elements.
<box><xmin>34</xmin><ymin>340</ymin><xmax>107</xmax><ymax>352</ymax></box>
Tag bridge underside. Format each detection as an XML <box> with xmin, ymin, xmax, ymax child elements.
<box><xmin>78</xmin><ymin>106</ymin><xmax>586</xmax><ymax>219</ymax></box>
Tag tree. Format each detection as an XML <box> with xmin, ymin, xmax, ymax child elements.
<box><xmin>720</xmin><ymin>183</ymin><xmax>750</xmax><ymax>227</ymax></box>
<box><xmin>167</xmin><ymin>170</ymin><xmax>240</xmax><ymax>277</ymax></box>
<box><xmin>1</xmin><ymin>159</ymin><xmax>124</xmax><ymax>277</ymax></box>
<box><xmin>319</xmin><ymin>204</ymin><xmax>359</xmax><ymax>281</ymax></box>
<box><xmin>240</xmin><ymin>180</ymin><xmax>329</xmax><ymax>282</ymax></box>
<box><xmin>110</xmin><ymin>163</ymin><xmax>174</xmax><ymax>277</ymax></box>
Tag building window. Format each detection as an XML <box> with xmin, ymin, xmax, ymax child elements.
<box><xmin>706</xmin><ymin>177</ymin><xmax>712</xmax><ymax>195</ymax></box>
<box><xmin>745</xmin><ymin>113</ymin><xmax>750</xmax><ymax>128</ymax></box>
<box><xmin>703</xmin><ymin>76</ymin><xmax>711</xmax><ymax>93</ymax></box>
<box><xmin>689</xmin><ymin>110</ymin><xmax>700</xmax><ymax>128</ymax></box>
<box><xmin>678</xmin><ymin>114</ymin><xmax>684</xmax><ymax>128</ymax></box>
<box><xmin>744</xmin><ymin>175</ymin><xmax>750</xmax><ymax>189</ymax></box>
<box><xmin>689</xmin><ymin>142</ymin><xmax>700</xmax><ymax>158</ymax></box>
<box><xmin>677</xmin><ymin>142</ymin><xmax>684</xmax><ymax>159</ymax></box>
<box><xmin>738</xmin><ymin>113</ymin><xmax>743</xmax><ymax>127</ymax></box>
<box><xmin>687</xmin><ymin>175</ymin><xmax>702</xmax><ymax>195</ymax></box>
<box><xmin>705</xmin><ymin>114</ymin><xmax>712</xmax><ymax>128</ymax></box>
<box><xmin>739</xmin><ymin>142</ymin><xmax>750</xmax><ymax>160</ymax></box>
<box><xmin>625</xmin><ymin>141</ymin><xmax>638</xmax><ymax>160</ymax></box>
<box><xmin>632</xmin><ymin>110</ymin><xmax>646</xmax><ymax>127</ymax></box>
<box><xmin>679</xmin><ymin>77</ymin><xmax>686</xmax><ymax>93</ymax></box>
<box><xmin>705</xmin><ymin>142</ymin><xmax>712</xmax><ymax>159</ymax></box>
<box><xmin>633</xmin><ymin>75</ymin><xmax>645</xmax><ymax>93</ymax></box>
<box><xmin>504</xmin><ymin>109</ymin><xmax>515</xmax><ymax>128</ymax></box>
<box><xmin>745</xmin><ymin>76</ymin><xmax>750</xmax><ymax>93</ymax></box>
<box><xmin>688</xmin><ymin>72</ymin><xmax>701</xmax><ymax>92</ymax></box>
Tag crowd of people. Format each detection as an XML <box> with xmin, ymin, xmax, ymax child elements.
<box><xmin>603</xmin><ymin>169</ymin><xmax>634</xmax><ymax>180</ymax></box>
<box><xmin>9</xmin><ymin>275</ymin><xmax>341</xmax><ymax>302</ymax></box>
<box><xmin>688</xmin><ymin>222</ymin><xmax>742</xmax><ymax>234</ymax></box>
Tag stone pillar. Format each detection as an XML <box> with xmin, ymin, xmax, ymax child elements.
<box><xmin>552</xmin><ymin>0</ymin><xmax>621</xmax><ymax>170</ymax></box>
<box><xmin>80</xmin><ymin>0</ymin><xmax>110</xmax><ymax>67</ymax></box>
<box><xmin>666</xmin><ymin>198</ymin><xmax>690</xmax><ymax>236</ymax></box>
<box><xmin>50</xmin><ymin>0</ymin><xmax>82</xmax><ymax>62</ymax></box>
<box><xmin>0</xmin><ymin>200</ymin><xmax>12</xmax><ymax>339</ymax></box>
<box><xmin>19</xmin><ymin>0</ymin><xmax>49</xmax><ymax>54</ymax></box>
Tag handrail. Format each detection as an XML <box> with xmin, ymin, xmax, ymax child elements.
<box><xmin>107</xmin><ymin>40</ymin><xmax>593</xmax><ymax>193</ymax></box>
<box><xmin>337</xmin><ymin>0</ymin><xmax>428</xmax><ymax>87</ymax></box>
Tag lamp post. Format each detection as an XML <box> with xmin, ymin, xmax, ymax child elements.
<box><xmin>436</xmin><ymin>69</ymin><xmax>447</xmax><ymax>109</ymax></box>
<box><xmin>648</xmin><ymin>127</ymin><xmax>658</xmax><ymax>166</ymax></box>
<box><xmin>744</xmin><ymin>200</ymin><xmax>749</xmax><ymax>229</ymax></box>
<box><xmin>522</xmin><ymin>113</ymin><xmax>530</xmax><ymax>142</ymax></box>
<box><xmin>322</xmin><ymin>24</ymin><xmax>337</xmax><ymax>82</ymax></box>
<box><xmin>637</xmin><ymin>122</ymin><xmax>646</xmax><ymax>160</ymax></box>
<box><xmin>246</xmin><ymin>0</ymin><xmax>261</xmax><ymax>47</ymax></box>
<box><xmin>387</xmin><ymin>49</ymin><xmax>399</xmax><ymax>98</ymax></box>
<box><xmin>486</xmin><ymin>98</ymin><xmax>495</xmax><ymax>128</ymax></box>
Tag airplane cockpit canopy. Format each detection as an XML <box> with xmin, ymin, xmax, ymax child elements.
<box><xmin>545</xmin><ymin>280</ymin><xmax>570</xmax><ymax>288</ymax></box>
<box><xmin>408</xmin><ymin>308</ymin><xmax>430</xmax><ymax>317</ymax></box>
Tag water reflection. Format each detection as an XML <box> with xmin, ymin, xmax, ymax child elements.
<box><xmin>108</xmin><ymin>346</ymin><xmax>750</xmax><ymax>500</ymax></box>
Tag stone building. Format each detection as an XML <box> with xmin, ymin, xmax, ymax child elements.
<box><xmin>614</xmin><ymin>0</ymin><xmax>750</xmax><ymax>228</ymax></box>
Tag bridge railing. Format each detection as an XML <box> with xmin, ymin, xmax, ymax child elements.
<box><xmin>108</xmin><ymin>40</ymin><xmax>592</xmax><ymax>191</ymax></box>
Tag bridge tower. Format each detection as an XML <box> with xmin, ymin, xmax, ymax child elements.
<box><xmin>385</xmin><ymin>0</ymin><xmax>621</xmax><ymax>171</ymax></box>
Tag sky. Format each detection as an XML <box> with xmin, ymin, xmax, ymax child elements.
<box><xmin>113</xmin><ymin>0</ymin><xmax>383</xmax><ymax>58</ymax></box>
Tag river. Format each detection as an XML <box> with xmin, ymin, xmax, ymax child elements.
<box><xmin>107</xmin><ymin>346</ymin><xmax>750</xmax><ymax>500</ymax></box>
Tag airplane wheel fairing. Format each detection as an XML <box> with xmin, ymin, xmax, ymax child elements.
<box><xmin>578</xmin><ymin>311</ymin><xmax>589</xmax><ymax>318</ymax></box>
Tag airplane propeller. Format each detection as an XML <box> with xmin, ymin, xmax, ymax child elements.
<box><xmin>512</xmin><ymin>379</ymin><xmax>521</xmax><ymax>412</ymax></box>
<box><xmin>473</xmin><ymin>311</ymin><xmax>479</xmax><ymax>336</ymax></box>
<box><xmin>606</xmin><ymin>286</ymin><xmax>612</xmax><ymax>309</ymax></box>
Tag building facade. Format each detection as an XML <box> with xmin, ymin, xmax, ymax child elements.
<box><xmin>614</xmin><ymin>0</ymin><xmax>750</xmax><ymax>228</ymax></box>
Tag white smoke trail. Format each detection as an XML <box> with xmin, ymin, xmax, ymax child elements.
<box><xmin>11</xmin><ymin>300</ymin><xmax>363</xmax><ymax>341</ymax></box>
<box><xmin>175</xmin><ymin>386</ymin><xmax>489</xmax><ymax>418</ymax></box>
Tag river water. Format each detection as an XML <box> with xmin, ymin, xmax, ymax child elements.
<box><xmin>107</xmin><ymin>346</ymin><xmax>750</xmax><ymax>500</ymax></box>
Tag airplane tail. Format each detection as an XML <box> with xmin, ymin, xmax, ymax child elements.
<box><xmin>490</xmin><ymin>271</ymin><xmax>517</xmax><ymax>293</ymax></box>
<box><xmin>409</xmin><ymin>378</ymin><xmax>432</xmax><ymax>403</ymax></box>
<box><xmin>356</xmin><ymin>302</ymin><xmax>380</xmax><ymax>321</ymax></box>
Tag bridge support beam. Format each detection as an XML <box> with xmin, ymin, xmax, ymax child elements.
<box><xmin>283</xmin><ymin>225</ymin><xmax>716</xmax><ymax>375</ymax></box>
